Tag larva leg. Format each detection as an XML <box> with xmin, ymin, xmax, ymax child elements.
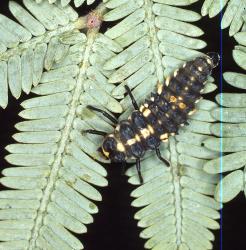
<box><xmin>155</xmin><ymin>148</ymin><xmax>170</xmax><ymax>167</ymax></box>
<box><xmin>136</xmin><ymin>158</ymin><xmax>144</xmax><ymax>184</ymax></box>
<box><xmin>83</xmin><ymin>129</ymin><xmax>107</xmax><ymax>136</ymax></box>
<box><xmin>125</xmin><ymin>85</ymin><xmax>139</xmax><ymax>110</ymax></box>
<box><xmin>87</xmin><ymin>105</ymin><xmax>118</xmax><ymax>124</ymax></box>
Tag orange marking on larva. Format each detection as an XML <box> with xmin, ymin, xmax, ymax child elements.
<box><xmin>170</xmin><ymin>96</ymin><xmax>177</xmax><ymax>103</ymax></box>
<box><xmin>102</xmin><ymin>148</ymin><xmax>109</xmax><ymax>158</ymax></box>
<box><xmin>135</xmin><ymin>134</ymin><xmax>141</xmax><ymax>142</ymax></box>
<box><xmin>207</xmin><ymin>58</ymin><xmax>212</xmax><ymax>65</ymax></box>
<box><xmin>140</xmin><ymin>128</ymin><xmax>150</xmax><ymax>138</ymax></box>
<box><xmin>160</xmin><ymin>133</ymin><xmax>168</xmax><ymax>141</ymax></box>
<box><xmin>179</xmin><ymin>102</ymin><xmax>186</xmax><ymax>109</ymax></box>
<box><xmin>117</xmin><ymin>142</ymin><xmax>125</xmax><ymax>152</ymax></box>
<box><xmin>140</xmin><ymin>105</ymin><xmax>144</xmax><ymax>112</ymax></box>
<box><xmin>147</xmin><ymin>125</ymin><xmax>154</xmax><ymax>134</ymax></box>
<box><xmin>143</xmin><ymin>109</ymin><xmax>151</xmax><ymax>117</ymax></box>
<box><xmin>127</xmin><ymin>139</ymin><xmax>136</xmax><ymax>146</ymax></box>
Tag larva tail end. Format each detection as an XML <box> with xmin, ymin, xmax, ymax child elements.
<box><xmin>206</xmin><ymin>52</ymin><xmax>220</xmax><ymax>68</ymax></box>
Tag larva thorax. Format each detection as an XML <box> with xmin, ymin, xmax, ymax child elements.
<box><xmin>100</xmin><ymin>53</ymin><xmax>219</xmax><ymax>163</ymax></box>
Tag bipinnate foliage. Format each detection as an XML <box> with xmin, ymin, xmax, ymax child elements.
<box><xmin>0</xmin><ymin>0</ymin><xmax>245</xmax><ymax>250</ymax></box>
<box><xmin>0</xmin><ymin>0</ymin><xmax>82</xmax><ymax>108</ymax></box>
<box><xmin>202</xmin><ymin>0</ymin><xmax>246</xmax><ymax>36</ymax></box>
<box><xmin>101</xmin><ymin>0</ymin><xmax>222</xmax><ymax>249</ymax></box>
<box><xmin>0</xmin><ymin>1</ymin><xmax>123</xmax><ymax>249</ymax></box>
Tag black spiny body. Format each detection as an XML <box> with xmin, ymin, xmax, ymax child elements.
<box><xmin>86</xmin><ymin>53</ymin><xmax>220</xmax><ymax>183</ymax></box>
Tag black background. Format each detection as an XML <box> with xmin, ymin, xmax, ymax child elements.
<box><xmin>0</xmin><ymin>1</ymin><xmax>245</xmax><ymax>250</ymax></box>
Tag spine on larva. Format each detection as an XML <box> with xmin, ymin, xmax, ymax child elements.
<box><xmin>100</xmin><ymin>54</ymin><xmax>219</xmax><ymax>163</ymax></box>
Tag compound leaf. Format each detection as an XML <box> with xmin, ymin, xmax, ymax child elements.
<box><xmin>0</xmin><ymin>2</ymin><xmax>123</xmax><ymax>249</ymax></box>
<box><xmin>201</xmin><ymin>0</ymin><xmax>246</xmax><ymax>36</ymax></box>
<box><xmin>100</xmin><ymin>1</ymin><xmax>223</xmax><ymax>249</ymax></box>
<box><xmin>204</xmin><ymin>20</ymin><xmax>246</xmax><ymax>203</ymax></box>
<box><xmin>0</xmin><ymin>0</ymin><xmax>81</xmax><ymax>108</ymax></box>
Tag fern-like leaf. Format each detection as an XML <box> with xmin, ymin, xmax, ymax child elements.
<box><xmin>0</xmin><ymin>3</ymin><xmax>124</xmax><ymax>249</ymax></box>
<box><xmin>203</xmin><ymin>29</ymin><xmax>246</xmax><ymax>203</ymax></box>
<box><xmin>100</xmin><ymin>1</ymin><xmax>223</xmax><ymax>249</ymax></box>
<box><xmin>0</xmin><ymin>0</ymin><xmax>83</xmax><ymax>108</ymax></box>
<box><xmin>201</xmin><ymin>0</ymin><xmax>246</xmax><ymax>36</ymax></box>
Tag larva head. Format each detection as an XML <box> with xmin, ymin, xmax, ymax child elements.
<box><xmin>99</xmin><ymin>135</ymin><xmax>126</xmax><ymax>162</ymax></box>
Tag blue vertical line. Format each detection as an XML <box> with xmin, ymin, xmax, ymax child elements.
<box><xmin>219</xmin><ymin>1</ymin><xmax>223</xmax><ymax>250</ymax></box>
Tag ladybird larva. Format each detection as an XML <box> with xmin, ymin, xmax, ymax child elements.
<box><xmin>84</xmin><ymin>53</ymin><xmax>220</xmax><ymax>184</ymax></box>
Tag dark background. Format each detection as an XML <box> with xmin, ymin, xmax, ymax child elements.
<box><xmin>0</xmin><ymin>1</ymin><xmax>245</xmax><ymax>250</ymax></box>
